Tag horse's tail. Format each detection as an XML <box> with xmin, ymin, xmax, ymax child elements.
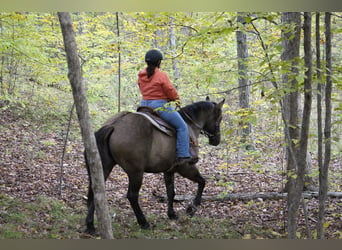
<box><xmin>95</xmin><ymin>111</ymin><xmax>131</xmax><ymax>162</ymax></box>
<box><xmin>84</xmin><ymin>124</ymin><xmax>115</xmax><ymax>182</ymax></box>
<box><xmin>94</xmin><ymin>125</ymin><xmax>115</xmax><ymax>161</ymax></box>
<box><xmin>85</xmin><ymin>111</ymin><xmax>131</xmax><ymax>173</ymax></box>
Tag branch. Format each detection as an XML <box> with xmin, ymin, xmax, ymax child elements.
<box><xmin>250</xmin><ymin>20</ymin><xmax>278</xmax><ymax>89</ymax></box>
<box><xmin>248</xmin><ymin>16</ymin><xmax>279</xmax><ymax>26</ymax></box>
<box><xmin>198</xmin><ymin>81</ymin><xmax>265</xmax><ymax>97</ymax></box>
<box><xmin>153</xmin><ymin>191</ymin><xmax>342</xmax><ymax>203</ymax></box>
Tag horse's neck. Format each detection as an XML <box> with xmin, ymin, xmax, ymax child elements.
<box><xmin>187</xmin><ymin>122</ymin><xmax>202</xmax><ymax>139</ymax></box>
<box><xmin>183</xmin><ymin>109</ymin><xmax>210</xmax><ymax>137</ymax></box>
<box><xmin>192</xmin><ymin>110</ymin><xmax>210</xmax><ymax>129</ymax></box>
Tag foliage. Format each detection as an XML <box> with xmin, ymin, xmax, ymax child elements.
<box><xmin>1</xmin><ymin>12</ymin><xmax>341</xmax><ymax>135</ymax></box>
<box><xmin>0</xmin><ymin>11</ymin><xmax>342</xmax><ymax>239</ymax></box>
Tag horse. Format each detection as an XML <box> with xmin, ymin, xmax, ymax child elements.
<box><xmin>84</xmin><ymin>97</ymin><xmax>225</xmax><ymax>234</ymax></box>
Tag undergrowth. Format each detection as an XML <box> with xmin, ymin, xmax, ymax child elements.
<box><xmin>0</xmin><ymin>193</ymin><xmax>281</xmax><ymax>239</ymax></box>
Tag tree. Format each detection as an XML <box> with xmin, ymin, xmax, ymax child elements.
<box><xmin>170</xmin><ymin>16</ymin><xmax>180</xmax><ymax>85</ymax></box>
<box><xmin>317</xmin><ymin>11</ymin><xmax>333</xmax><ymax>239</ymax></box>
<box><xmin>281</xmin><ymin>12</ymin><xmax>301</xmax><ymax>194</ymax></box>
<box><xmin>57</xmin><ymin>12</ymin><xmax>113</xmax><ymax>239</ymax></box>
<box><xmin>116</xmin><ymin>12</ymin><xmax>122</xmax><ymax>112</ymax></box>
<box><xmin>236</xmin><ymin>13</ymin><xmax>254</xmax><ymax>150</ymax></box>
<box><xmin>285</xmin><ymin>12</ymin><xmax>313</xmax><ymax>239</ymax></box>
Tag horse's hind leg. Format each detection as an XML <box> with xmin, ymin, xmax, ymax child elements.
<box><xmin>127</xmin><ymin>172</ymin><xmax>149</xmax><ymax>229</ymax></box>
<box><xmin>177</xmin><ymin>164</ymin><xmax>206</xmax><ymax>216</ymax></box>
<box><xmin>85</xmin><ymin>185</ymin><xmax>96</xmax><ymax>234</ymax></box>
<box><xmin>84</xmin><ymin>152</ymin><xmax>115</xmax><ymax>234</ymax></box>
<box><xmin>164</xmin><ymin>172</ymin><xmax>178</xmax><ymax>220</ymax></box>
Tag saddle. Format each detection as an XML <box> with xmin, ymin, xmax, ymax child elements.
<box><xmin>135</xmin><ymin>106</ymin><xmax>199</xmax><ymax>164</ymax></box>
<box><xmin>135</xmin><ymin>106</ymin><xmax>175</xmax><ymax>136</ymax></box>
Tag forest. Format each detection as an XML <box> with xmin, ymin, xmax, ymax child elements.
<box><xmin>0</xmin><ymin>12</ymin><xmax>341</xmax><ymax>239</ymax></box>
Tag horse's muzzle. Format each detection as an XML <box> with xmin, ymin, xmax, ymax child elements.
<box><xmin>209</xmin><ymin>135</ymin><xmax>220</xmax><ymax>146</ymax></box>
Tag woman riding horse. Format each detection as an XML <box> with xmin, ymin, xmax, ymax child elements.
<box><xmin>83</xmin><ymin>49</ymin><xmax>225</xmax><ymax>233</ymax></box>
<box><xmin>85</xmin><ymin>97</ymin><xmax>224</xmax><ymax>233</ymax></box>
<box><xmin>138</xmin><ymin>49</ymin><xmax>197</xmax><ymax>165</ymax></box>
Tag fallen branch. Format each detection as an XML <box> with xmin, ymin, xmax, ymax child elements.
<box><xmin>153</xmin><ymin>191</ymin><xmax>342</xmax><ymax>203</ymax></box>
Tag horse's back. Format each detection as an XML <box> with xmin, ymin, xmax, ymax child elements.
<box><xmin>108</xmin><ymin>112</ymin><xmax>176</xmax><ymax>173</ymax></box>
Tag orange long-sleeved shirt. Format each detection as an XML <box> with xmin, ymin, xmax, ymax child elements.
<box><xmin>137</xmin><ymin>68</ymin><xmax>179</xmax><ymax>101</ymax></box>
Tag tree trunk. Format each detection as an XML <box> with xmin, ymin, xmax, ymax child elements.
<box><xmin>236</xmin><ymin>13</ymin><xmax>254</xmax><ymax>150</ymax></box>
<box><xmin>58</xmin><ymin>12</ymin><xmax>113</xmax><ymax>239</ymax></box>
<box><xmin>317</xmin><ymin>12</ymin><xmax>332</xmax><ymax>239</ymax></box>
<box><xmin>304</xmin><ymin>152</ymin><xmax>316</xmax><ymax>191</ymax></box>
<box><xmin>316</xmin><ymin>12</ymin><xmax>324</xmax><ymax>238</ymax></box>
<box><xmin>115</xmin><ymin>12</ymin><xmax>121</xmax><ymax>113</ymax></box>
<box><xmin>287</xmin><ymin>12</ymin><xmax>313</xmax><ymax>239</ymax></box>
<box><xmin>170</xmin><ymin>16</ymin><xmax>180</xmax><ymax>85</ymax></box>
<box><xmin>281</xmin><ymin>12</ymin><xmax>301</xmax><ymax>193</ymax></box>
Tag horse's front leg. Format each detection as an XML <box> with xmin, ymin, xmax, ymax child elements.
<box><xmin>177</xmin><ymin>164</ymin><xmax>206</xmax><ymax>216</ymax></box>
<box><xmin>164</xmin><ymin>172</ymin><xmax>178</xmax><ymax>220</ymax></box>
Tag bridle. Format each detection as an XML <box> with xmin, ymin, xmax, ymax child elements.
<box><xmin>181</xmin><ymin>109</ymin><xmax>219</xmax><ymax>138</ymax></box>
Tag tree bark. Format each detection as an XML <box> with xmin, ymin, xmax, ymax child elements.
<box><xmin>170</xmin><ymin>16</ymin><xmax>180</xmax><ymax>85</ymax></box>
<box><xmin>236</xmin><ymin>13</ymin><xmax>254</xmax><ymax>150</ymax></box>
<box><xmin>317</xmin><ymin>12</ymin><xmax>332</xmax><ymax>239</ymax></box>
<box><xmin>287</xmin><ymin>12</ymin><xmax>313</xmax><ymax>239</ymax></box>
<box><xmin>116</xmin><ymin>12</ymin><xmax>121</xmax><ymax>113</ymax></box>
<box><xmin>58</xmin><ymin>12</ymin><xmax>113</xmax><ymax>239</ymax></box>
<box><xmin>281</xmin><ymin>12</ymin><xmax>301</xmax><ymax>193</ymax></box>
<box><xmin>316</xmin><ymin>12</ymin><xmax>324</xmax><ymax>238</ymax></box>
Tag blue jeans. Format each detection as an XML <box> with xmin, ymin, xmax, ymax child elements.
<box><xmin>140</xmin><ymin>99</ymin><xmax>190</xmax><ymax>158</ymax></box>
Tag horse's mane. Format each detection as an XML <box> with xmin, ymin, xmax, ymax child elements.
<box><xmin>180</xmin><ymin>101</ymin><xmax>215</xmax><ymax>118</ymax></box>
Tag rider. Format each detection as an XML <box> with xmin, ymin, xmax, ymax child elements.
<box><xmin>137</xmin><ymin>49</ymin><xmax>197</xmax><ymax>165</ymax></box>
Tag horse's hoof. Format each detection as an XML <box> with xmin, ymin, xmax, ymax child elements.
<box><xmin>84</xmin><ymin>227</ymin><xmax>96</xmax><ymax>235</ymax></box>
<box><xmin>186</xmin><ymin>204</ymin><xmax>197</xmax><ymax>216</ymax></box>
<box><xmin>168</xmin><ymin>213</ymin><xmax>178</xmax><ymax>220</ymax></box>
<box><xmin>140</xmin><ymin>222</ymin><xmax>150</xmax><ymax>230</ymax></box>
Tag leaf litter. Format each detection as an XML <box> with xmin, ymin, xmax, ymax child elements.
<box><xmin>0</xmin><ymin>109</ymin><xmax>341</xmax><ymax>239</ymax></box>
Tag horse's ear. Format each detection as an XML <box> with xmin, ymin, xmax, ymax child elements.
<box><xmin>206</xmin><ymin>96</ymin><xmax>210</xmax><ymax>101</ymax></box>
<box><xmin>216</xmin><ymin>99</ymin><xmax>225</xmax><ymax>109</ymax></box>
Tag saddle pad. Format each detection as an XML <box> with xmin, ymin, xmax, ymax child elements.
<box><xmin>135</xmin><ymin>112</ymin><xmax>175</xmax><ymax>137</ymax></box>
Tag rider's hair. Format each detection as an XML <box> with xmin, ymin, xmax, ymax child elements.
<box><xmin>145</xmin><ymin>49</ymin><xmax>163</xmax><ymax>78</ymax></box>
<box><xmin>146</xmin><ymin>60</ymin><xmax>161</xmax><ymax>78</ymax></box>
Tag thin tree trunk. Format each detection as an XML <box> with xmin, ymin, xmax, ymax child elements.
<box><xmin>316</xmin><ymin>12</ymin><xmax>324</xmax><ymax>238</ymax></box>
<box><xmin>170</xmin><ymin>16</ymin><xmax>180</xmax><ymax>85</ymax></box>
<box><xmin>281</xmin><ymin>12</ymin><xmax>301</xmax><ymax>193</ymax></box>
<box><xmin>58</xmin><ymin>12</ymin><xmax>113</xmax><ymax>239</ymax></box>
<box><xmin>317</xmin><ymin>12</ymin><xmax>332</xmax><ymax>239</ymax></box>
<box><xmin>236</xmin><ymin>13</ymin><xmax>254</xmax><ymax>150</ymax></box>
<box><xmin>116</xmin><ymin>12</ymin><xmax>121</xmax><ymax>113</ymax></box>
<box><xmin>287</xmin><ymin>12</ymin><xmax>313</xmax><ymax>239</ymax></box>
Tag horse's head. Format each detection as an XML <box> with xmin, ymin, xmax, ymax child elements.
<box><xmin>180</xmin><ymin>97</ymin><xmax>225</xmax><ymax>146</ymax></box>
<box><xmin>202</xmin><ymin>97</ymin><xmax>225</xmax><ymax>146</ymax></box>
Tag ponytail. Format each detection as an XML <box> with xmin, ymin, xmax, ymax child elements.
<box><xmin>146</xmin><ymin>60</ymin><xmax>161</xmax><ymax>78</ymax></box>
<box><xmin>146</xmin><ymin>64</ymin><xmax>156</xmax><ymax>78</ymax></box>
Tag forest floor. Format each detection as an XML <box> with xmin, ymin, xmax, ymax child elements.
<box><xmin>0</xmin><ymin>108</ymin><xmax>341</xmax><ymax>239</ymax></box>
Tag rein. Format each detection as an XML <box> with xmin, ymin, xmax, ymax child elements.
<box><xmin>181</xmin><ymin>109</ymin><xmax>215</xmax><ymax>138</ymax></box>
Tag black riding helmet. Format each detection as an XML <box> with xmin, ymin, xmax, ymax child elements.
<box><xmin>145</xmin><ymin>49</ymin><xmax>163</xmax><ymax>64</ymax></box>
